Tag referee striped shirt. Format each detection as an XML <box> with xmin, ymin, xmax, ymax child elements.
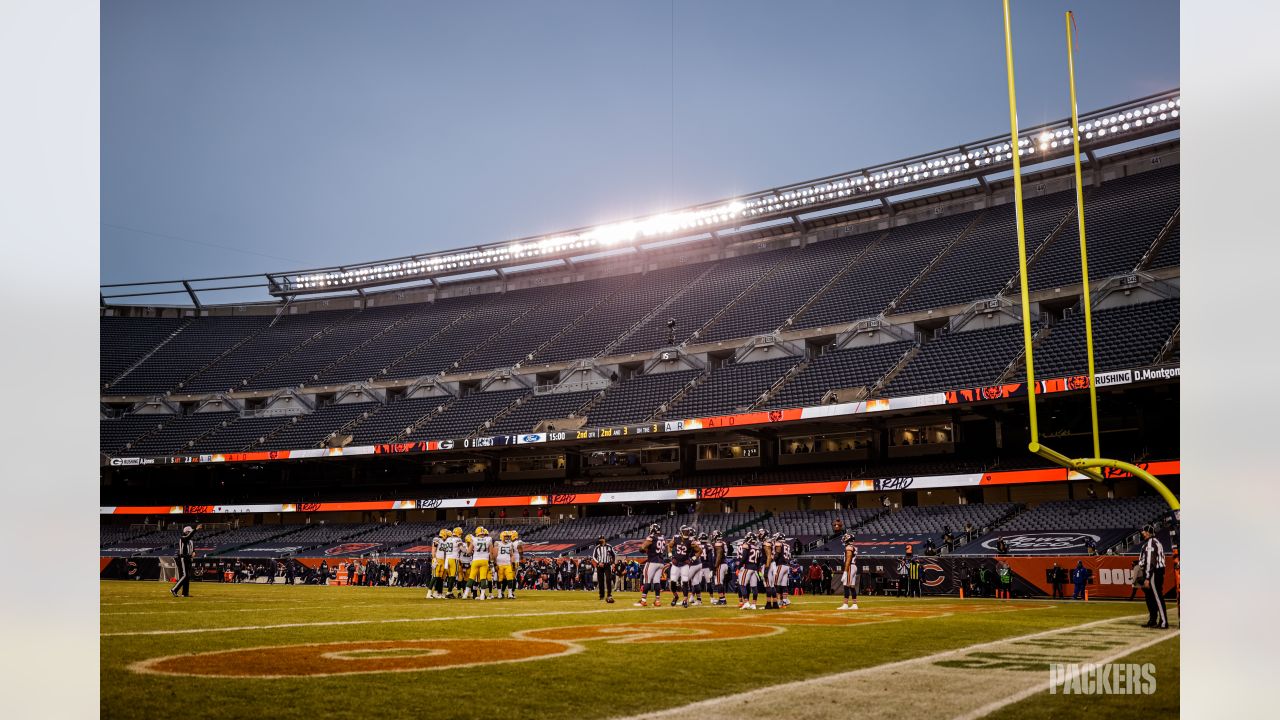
<box><xmin>592</xmin><ymin>544</ymin><xmax>616</xmax><ymax>565</ymax></box>
<box><xmin>1138</xmin><ymin>535</ymin><xmax>1165</xmax><ymax>574</ymax></box>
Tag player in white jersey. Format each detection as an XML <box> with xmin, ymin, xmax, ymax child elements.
<box><xmin>466</xmin><ymin>527</ymin><xmax>494</xmax><ymax>600</ymax></box>
<box><xmin>429</xmin><ymin>528</ymin><xmax>449</xmax><ymax>599</ymax></box>
<box><xmin>839</xmin><ymin>533</ymin><xmax>859</xmax><ymax>610</ymax></box>
<box><xmin>444</xmin><ymin>527</ymin><xmax>463</xmax><ymax>598</ymax></box>
<box><xmin>459</xmin><ymin>534</ymin><xmax>475</xmax><ymax>598</ymax></box>
<box><xmin>495</xmin><ymin>531</ymin><xmax>517</xmax><ymax>599</ymax></box>
<box><xmin>509</xmin><ymin>530</ymin><xmax>523</xmax><ymax>598</ymax></box>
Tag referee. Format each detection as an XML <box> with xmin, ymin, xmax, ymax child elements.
<box><xmin>1138</xmin><ymin>524</ymin><xmax>1169</xmax><ymax>629</ymax></box>
<box><xmin>591</xmin><ymin>536</ymin><xmax>617</xmax><ymax>602</ymax></box>
<box><xmin>170</xmin><ymin>525</ymin><xmax>195</xmax><ymax>598</ymax></box>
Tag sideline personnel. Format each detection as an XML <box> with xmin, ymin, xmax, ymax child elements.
<box><xmin>170</xmin><ymin>525</ymin><xmax>195</xmax><ymax>598</ymax></box>
<box><xmin>591</xmin><ymin>536</ymin><xmax>617</xmax><ymax>602</ymax></box>
<box><xmin>1138</xmin><ymin>524</ymin><xmax>1169</xmax><ymax>629</ymax></box>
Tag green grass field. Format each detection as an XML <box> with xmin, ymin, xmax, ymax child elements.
<box><xmin>101</xmin><ymin>581</ymin><xmax>1178</xmax><ymax>719</ymax></box>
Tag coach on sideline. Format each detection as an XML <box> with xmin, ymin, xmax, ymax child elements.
<box><xmin>591</xmin><ymin>537</ymin><xmax>617</xmax><ymax>602</ymax></box>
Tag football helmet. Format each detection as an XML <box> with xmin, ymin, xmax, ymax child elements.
<box><xmin>842</xmin><ymin>533</ymin><xmax>855</xmax><ymax>544</ymax></box>
<box><xmin>452</xmin><ymin>527</ymin><xmax>463</xmax><ymax>537</ymax></box>
<box><xmin>510</xmin><ymin>531</ymin><xmax>519</xmax><ymax>540</ymax></box>
<box><xmin>475</xmin><ymin>526</ymin><xmax>488</xmax><ymax>537</ymax></box>
<box><xmin>680</xmin><ymin>525</ymin><xmax>692</xmax><ymax>537</ymax></box>
<box><xmin>710</xmin><ymin>530</ymin><xmax>722</xmax><ymax>541</ymax></box>
<box><xmin>649</xmin><ymin>523</ymin><xmax>662</xmax><ymax>536</ymax></box>
<box><xmin>439</xmin><ymin>529</ymin><xmax>451</xmax><ymax>539</ymax></box>
<box><xmin>698</xmin><ymin>532</ymin><xmax>708</xmax><ymax>541</ymax></box>
<box><xmin>465</xmin><ymin>534</ymin><xmax>473</xmax><ymax>543</ymax></box>
<box><xmin>499</xmin><ymin>531</ymin><xmax>511</xmax><ymax>541</ymax></box>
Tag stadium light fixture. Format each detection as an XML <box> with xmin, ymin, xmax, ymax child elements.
<box><xmin>265</xmin><ymin>90</ymin><xmax>1179</xmax><ymax>297</ymax></box>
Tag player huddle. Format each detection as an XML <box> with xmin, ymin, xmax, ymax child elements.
<box><xmin>632</xmin><ymin>524</ymin><xmax>861</xmax><ymax>611</ymax></box>
<box><xmin>426</xmin><ymin>526</ymin><xmax>522</xmax><ymax>600</ymax></box>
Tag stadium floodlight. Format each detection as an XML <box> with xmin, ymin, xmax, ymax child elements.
<box><xmin>264</xmin><ymin>89</ymin><xmax>1179</xmax><ymax>297</ymax></box>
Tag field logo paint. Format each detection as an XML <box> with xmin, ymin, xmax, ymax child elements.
<box><xmin>1048</xmin><ymin>663</ymin><xmax>1157</xmax><ymax>694</ymax></box>
<box><xmin>128</xmin><ymin>604</ymin><xmax>1042</xmax><ymax>679</ymax></box>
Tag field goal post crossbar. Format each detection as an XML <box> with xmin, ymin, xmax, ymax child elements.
<box><xmin>1000</xmin><ymin>0</ymin><xmax>1179</xmax><ymax>511</ymax></box>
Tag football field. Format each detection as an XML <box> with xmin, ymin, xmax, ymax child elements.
<box><xmin>101</xmin><ymin>581</ymin><xmax>1178</xmax><ymax>719</ymax></box>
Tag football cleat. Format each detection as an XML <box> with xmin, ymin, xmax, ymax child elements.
<box><xmin>838</xmin><ymin>603</ymin><xmax>850</xmax><ymax>610</ymax></box>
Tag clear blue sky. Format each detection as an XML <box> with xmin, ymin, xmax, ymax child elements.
<box><xmin>101</xmin><ymin>0</ymin><xmax>1178</xmax><ymax>300</ymax></box>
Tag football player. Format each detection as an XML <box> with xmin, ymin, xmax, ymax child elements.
<box><xmin>774</xmin><ymin>533</ymin><xmax>793</xmax><ymax>608</ymax></box>
<box><xmin>429</xmin><ymin>528</ymin><xmax>450</xmax><ymax>599</ymax></box>
<box><xmin>708</xmin><ymin>530</ymin><xmax>729</xmax><ymax>605</ymax></box>
<box><xmin>669</xmin><ymin>525</ymin><xmax>700</xmax><ymax>607</ymax></box>
<box><xmin>839</xmin><ymin>533</ymin><xmax>859</xmax><ymax>610</ymax></box>
<box><xmin>509</xmin><ymin>530</ymin><xmax>523</xmax><ymax>599</ymax></box>
<box><xmin>694</xmin><ymin>532</ymin><xmax>712</xmax><ymax>602</ymax></box>
<box><xmin>444</xmin><ymin>527</ymin><xmax>463</xmax><ymax>598</ymax></box>
<box><xmin>466</xmin><ymin>527</ymin><xmax>494</xmax><ymax>600</ymax></box>
<box><xmin>761</xmin><ymin>530</ymin><xmax>779</xmax><ymax>609</ymax></box>
<box><xmin>459</xmin><ymin>534</ymin><xmax>475</xmax><ymax>598</ymax></box>
<box><xmin>634</xmin><ymin>523</ymin><xmax>667</xmax><ymax>607</ymax></box>
<box><xmin>495</xmin><ymin>531</ymin><xmax>517</xmax><ymax>599</ymax></box>
<box><xmin>737</xmin><ymin>531</ymin><xmax>763</xmax><ymax>610</ymax></box>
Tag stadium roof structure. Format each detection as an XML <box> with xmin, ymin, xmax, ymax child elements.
<box><xmin>101</xmin><ymin>89</ymin><xmax>1178</xmax><ymax>307</ymax></box>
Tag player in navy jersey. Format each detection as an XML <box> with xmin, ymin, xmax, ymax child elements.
<box><xmin>708</xmin><ymin>531</ymin><xmax>728</xmax><ymax>605</ymax></box>
<box><xmin>774</xmin><ymin>534</ymin><xmax>793</xmax><ymax>608</ymax></box>
<box><xmin>635</xmin><ymin>523</ymin><xmax>667</xmax><ymax>607</ymax></box>
<box><xmin>737</xmin><ymin>531</ymin><xmax>763</xmax><ymax>610</ymax></box>
<box><xmin>839</xmin><ymin>533</ymin><xmax>860</xmax><ymax>610</ymax></box>
<box><xmin>669</xmin><ymin>525</ymin><xmax>700</xmax><ymax>607</ymax></box>
<box><xmin>761</xmin><ymin>530</ymin><xmax>779</xmax><ymax>610</ymax></box>
<box><xmin>693</xmin><ymin>532</ymin><xmax>711</xmax><ymax>603</ymax></box>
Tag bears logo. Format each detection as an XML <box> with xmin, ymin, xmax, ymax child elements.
<box><xmin>324</xmin><ymin>542</ymin><xmax>382</xmax><ymax>557</ymax></box>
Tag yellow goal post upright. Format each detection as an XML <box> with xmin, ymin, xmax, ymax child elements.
<box><xmin>998</xmin><ymin>0</ymin><xmax>1179</xmax><ymax>512</ymax></box>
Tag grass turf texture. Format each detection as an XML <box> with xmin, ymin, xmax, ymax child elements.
<box><xmin>101</xmin><ymin>581</ymin><xmax>1177</xmax><ymax>719</ymax></box>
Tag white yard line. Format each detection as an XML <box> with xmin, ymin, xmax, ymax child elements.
<box><xmin>614</xmin><ymin>614</ymin><xmax>1153</xmax><ymax>720</ymax></box>
<box><xmin>951</xmin><ymin>629</ymin><xmax>1180</xmax><ymax>720</ymax></box>
<box><xmin>102</xmin><ymin>605</ymin><xmax>654</xmax><ymax>637</ymax></box>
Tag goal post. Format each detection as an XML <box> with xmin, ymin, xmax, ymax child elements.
<box><xmin>1000</xmin><ymin>0</ymin><xmax>1179</xmax><ymax>511</ymax></box>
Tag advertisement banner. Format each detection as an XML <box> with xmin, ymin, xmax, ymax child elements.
<box><xmin>105</xmin><ymin>365</ymin><xmax>1180</xmax><ymax>468</ymax></box>
<box><xmin>99</xmin><ymin>459</ymin><xmax>1178</xmax><ymax>515</ymax></box>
